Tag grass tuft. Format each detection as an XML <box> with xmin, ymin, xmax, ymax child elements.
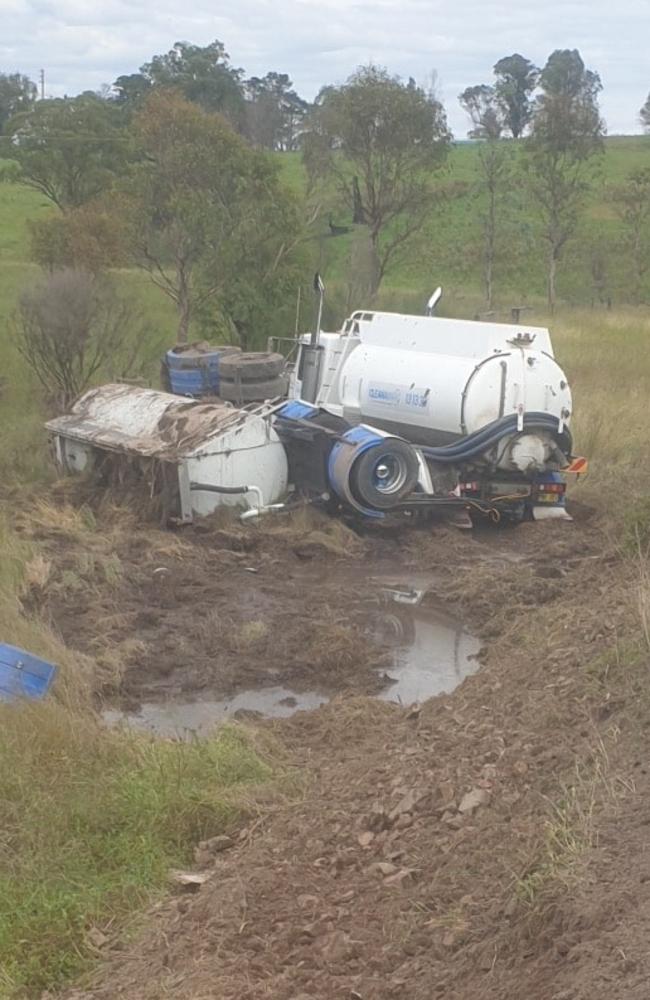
<box><xmin>514</xmin><ymin>739</ymin><xmax>618</xmax><ymax>908</ymax></box>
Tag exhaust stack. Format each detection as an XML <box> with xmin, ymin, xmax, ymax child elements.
<box><xmin>301</xmin><ymin>272</ymin><xmax>325</xmax><ymax>403</ymax></box>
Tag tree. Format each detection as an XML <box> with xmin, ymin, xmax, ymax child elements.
<box><xmin>493</xmin><ymin>54</ymin><xmax>538</xmax><ymax>138</ymax></box>
<box><xmin>196</xmin><ymin>179</ymin><xmax>309</xmax><ymax>349</ymax></box>
<box><xmin>583</xmin><ymin>230</ymin><xmax>611</xmax><ymax>307</ymax></box>
<box><xmin>141</xmin><ymin>41</ymin><xmax>245</xmax><ymax>126</ymax></box>
<box><xmin>458</xmin><ymin>81</ymin><xmax>512</xmax><ymax>305</ymax></box>
<box><xmin>608</xmin><ymin>168</ymin><xmax>650</xmax><ymax>303</ymax></box>
<box><xmin>475</xmin><ymin>141</ymin><xmax>512</xmax><ymax>307</ymax></box>
<box><xmin>459</xmin><ymin>84</ymin><xmax>503</xmax><ymax>139</ymax></box>
<box><xmin>13</xmin><ymin>269</ymin><xmax>149</xmax><ymax>409</ymax></box>
<box><xmin>245</xmin><ymin>73</ymin><xmax>309</xmax><ymax>150</ymax></box>
<box><xmin>640</xmin><ymin>93</ymin><xmax>650</xmax><ymax>132</ymax></box>
<box><xmin>8</xmin><ymin>95</ymin><xmax>132</xmax><ymax>211</ymax></box>
<box><xmin>303</xmin><ymin>65</ymin><xmax>450</xmax><ymax>295</ymax></box>
<box><xmin>0</xmin><ymin>72</ymin><xmax>37</xmax><ymax>133</ymax></box>
<box><xmin>525</xmin><ymin>50</ymin><xmax>604</xmax><ymax>310</ymax></box>
<box><xmin>111</xmin><ymin>73</ymin><xmax>152</xmax><ymax>113</ymax></box>
<box><xmin>124</xmin><ymin>91</ymin><xmax>305</xmax><ymax>343</ymax></box>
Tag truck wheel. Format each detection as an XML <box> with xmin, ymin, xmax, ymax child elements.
<box><xmin>218</xmin><ymin>352</ymin><xmax>285</xmax><ymax>381</ymax></box>
<box><xmin>219</xmin><ymin>375</ymin><xmax>289</xmax><ymax>403</ymax></box>
<box><xmin>349</xmin><ymin>440</ymin><xmax>419</xmax><ymax>510</ymax></box>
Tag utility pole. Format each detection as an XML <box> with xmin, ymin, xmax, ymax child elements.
<box><xmin>39</xmin><ymin>69</ymin><xmax>45</xmax><ymax>100</ymax></box>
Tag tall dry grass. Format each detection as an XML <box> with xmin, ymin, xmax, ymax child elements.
<box><xmin>551</xmin><ymin>308</ymin><xmax>650</xmax><ymax>506</ymax></box>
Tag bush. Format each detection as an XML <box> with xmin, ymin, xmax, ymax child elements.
<box><xmin>12</xmin><ymin>268</ymin><xmax>151</xmax><ymax>410</ymax></box>
<box><xmin>29</xmin><ymin>200</ymin><xmax>128</xmax><ymax>274</ymax></box>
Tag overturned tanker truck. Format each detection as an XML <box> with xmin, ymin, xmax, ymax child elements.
<box><xmin>46</xmin><ymin>289</ymin><xmax>585</xmax><ymax>525</ymax></box>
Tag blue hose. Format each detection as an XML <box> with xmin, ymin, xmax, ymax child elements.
<box><xmin>420</xmin><ymin>412</ymin><xmax>572</xmax><ymax>463</ymax></box>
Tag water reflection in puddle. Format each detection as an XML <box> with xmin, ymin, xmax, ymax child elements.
<box><xmin>104</xmin><ymin>581</ymin><xmax>481</xmax><ymax>738</ymax></box>
<box><xmin>376</xmin><ymin>598</ymin><xmax>481</xmax><ymax>704</ymax></box>
<box><xmin>103</xmin><ymin>688</ymin><xmax>328</xmax><ymax>739</ymax></box>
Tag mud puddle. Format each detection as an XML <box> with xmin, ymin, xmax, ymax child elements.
<box><xmin>103</xmin><ymin>688</ymin><xmax>328</xmax><ymax>738</ymax></box>
<box><xmin>375</xmin><ymin>591</ymin><xmax>481</xmax><ymax>705</ymax></box>
<box><xmin>104</xmin><ymin>581</ymin><xmax>480</xmax><ymax>738</ymax></box>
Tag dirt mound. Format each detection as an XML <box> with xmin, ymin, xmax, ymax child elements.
<box><xmin>52</xmin><ymin>502</ymin><xmax>650</xmax><ymax>1000</ymax></box>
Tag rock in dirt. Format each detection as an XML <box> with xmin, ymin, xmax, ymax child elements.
<box><xmin>194</xmin><ymin>834</ymin><xmax>235</xmax><ymax>866</ymax></box>
<box><xmin>84</xmin><ymin>927</ymin><xmax>109</xmax><ymax>952</ymax></box>
<box><xmin>458</xmin><ymin>788</ymin><xmax>490</xmax><ymax>815</ymax></box>
<box><xmin>384</xmin><ymin>867</ymin><xmax>416</xmax><ymax>886</ymax></box>
<box><xmin>438</xmin><ymin>780</ymin><xmax>456</xmax><ymax>804</ymax></box>
<box><xmin>170</xmin><ymin>870</ymin><xmax>210</xmax><ymax>891</ymax></box>
<box><xmin>357</xmin><ymin>831</ymin><xmax>375</xmax><ymax>848</ymax></box>
<box><xmin>203</xmin><ymin>834</ymin><xmax>234</xmax><ymax>853</ymax></box>
<box><xmin>297</xmin><ymin>893</ymin><xmax>319</xmax><ymax>909</ymax></box>
<box><xmin>194</xmin><ymin>847</ymin><xmax>214</xmax><ymax>867</ymax></box>
<box><xmin>389</xmin><ymin>788</ymin><xmax>424</xmax><ymax>822</ymax></box>
<box><xmin>368</xmin><ymin>801</ymin><xmax>390</xmax><ymax>832</ymax></box>
<box><xmin>369</xmin><ymin>861</ymin><xmax>399</xmax><ymax>877</ymax></box>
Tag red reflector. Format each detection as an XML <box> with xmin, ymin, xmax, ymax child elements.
<box><xmin>566</xmin><ymin>457</ymin><xmax>588</xmax><ymax>474</ymax></box>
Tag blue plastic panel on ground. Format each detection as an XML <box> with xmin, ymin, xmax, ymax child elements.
<box><xmin>0</xmin><ymin>644</ymin><xmax>57</xmax><ymax>701</ymax></box>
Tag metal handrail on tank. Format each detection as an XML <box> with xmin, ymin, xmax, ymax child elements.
<box><xmin>267</xmin><ymin>335</ymin><xmax>301</xmax><ymax>370</ymax></box>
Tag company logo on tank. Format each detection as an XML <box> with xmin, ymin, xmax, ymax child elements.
<box><xmin>367</xmin><ymin>383</ymin><xmax>430</xmax><ymax>412</ymax></box>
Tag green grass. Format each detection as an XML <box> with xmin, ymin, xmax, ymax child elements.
<box><xmin>280</xmin><ymin>136</ymin><xmax>650</xmax><ymax>304</ymax></box>
<box><xmin>0</xmin><ymin>708</ymin><xmax>270</xmax><ymax>995</ymax></box>
<box><xmin>1</xmin><ymin>134</ymin><xmax>649</xmax><ymax>357</ymax></box>
<box><xmin>0</xmin><ymin>178</ymin><xmax>53</xmax><ymax>264</ymax></box>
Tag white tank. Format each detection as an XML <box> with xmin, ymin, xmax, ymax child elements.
<box><xmin>46</xmin><ymin>385</ymin><xmax>289</xmax><ymax>521</ymax></box>
<box><xmin>313</xmin><ymin>312</ymin><xmax>572</xmax><ymax>449</ymax></box>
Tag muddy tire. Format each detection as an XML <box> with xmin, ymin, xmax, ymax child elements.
<box><xmin>219</xmin><ymin>374</ymin><xmax>289</xmax><ymax>403</ymax></box>
<box><xmin>349</xmin><ymin>440</ymin><xmax>419</xmax><ymax>510</ymax></box>
<box><xmin>218</xmin><ymin>352</ymin><xmax>285</xmax><ymax>381</ymax></box>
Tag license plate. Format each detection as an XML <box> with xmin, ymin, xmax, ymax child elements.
<box><xmin>536</xmin><ymin>494</ymin><xmax>560</xmax><ymax>503</ymax></box>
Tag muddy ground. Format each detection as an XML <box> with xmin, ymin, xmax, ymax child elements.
<box><xmin>21</xmin><ymin>497</ymin><xmax>593</xmax><ymax>711</ymax></box>
<box><xmin>20</xmin><ymin>493</ymin><xmax>650</xmax><ymax>1000</ymax></box>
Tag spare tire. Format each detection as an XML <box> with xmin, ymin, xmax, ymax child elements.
<box><xmin>218</xmin><ymin>352</ymin><xmax>285</xmax><ymax>381</ymax></box>
<box><xmin>166</xmin><ymin>344</ymin><xmax>240</xmax><ymax>371</ymax></box>
<box><xmin>219</xmin><ymin>374</ymin><xmax>289</xmax><ymax>404</ymax></box>
<box><xmin>348</xmin><ymin>440</ymin><xmax>419</xmax><ymax>510</ymax></box>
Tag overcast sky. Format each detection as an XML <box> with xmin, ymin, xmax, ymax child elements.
<box><xmin>2</xmin><ymin>0</ymin><xmax>648</xmax><ymax>136</ymax></box>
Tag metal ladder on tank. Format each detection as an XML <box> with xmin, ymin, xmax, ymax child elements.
<box><xmin>317</xmin><ymin>343</ymin><xmax>346</xmax><ymax>407</ymax></box>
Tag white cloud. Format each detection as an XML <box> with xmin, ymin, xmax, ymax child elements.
<box><xmin>1</xmin><ymin>0</ymin><xmax>648</xmax><ymax>134</ymax></box>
